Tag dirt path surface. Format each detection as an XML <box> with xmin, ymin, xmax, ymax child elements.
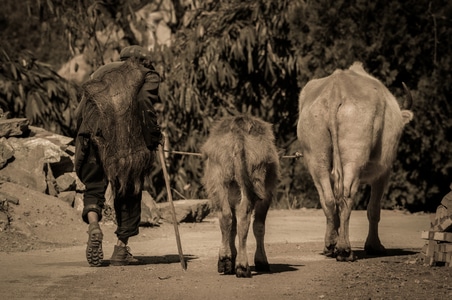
<box><xmin>1</xmin><ymin>208</ymin><xmax>451</xmax><ymax>300</ymax></box>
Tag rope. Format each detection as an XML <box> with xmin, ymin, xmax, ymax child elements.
<box><xmin>163</xmin><ymin>150</ymin><xmax>202</xmax><ymax>157</ymax></box>
<box><xmin>162</xmin><ymin>149</ymin><xmax>303</xmax><ymax>159</ymax></box>
<box><xmin>281</xmin><ymin>152</ymin><xmax>304</xmax><ymax>159</ymax></box>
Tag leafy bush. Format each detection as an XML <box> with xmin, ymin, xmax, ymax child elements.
<box><xmin>0</xmin><ymin>47</ymin><xmax>79</xmax><ymax>136</ymax></box>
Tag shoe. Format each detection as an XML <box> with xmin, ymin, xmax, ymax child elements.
<box><xmin>86</xmin><ymin>222</ymin><xmax>103</xmax><ymax>267</ymax></box>
<box><xmin>110</xmin><ymin>245</ymin><xmax>140</xmax><ymax>266</ymax></box>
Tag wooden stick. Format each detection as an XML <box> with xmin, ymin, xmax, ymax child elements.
<box><xmin>157</xmin><ymin>144</ymin><xmax>187</xmax><ymax>270</ymax></box>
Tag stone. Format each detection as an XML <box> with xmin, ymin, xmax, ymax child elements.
<box><xmin>157</xmin><ymin>199</ymin><xmax>211</xmax><ymax>224</ymax></box>
<box><xmin>440</xmin><ymin>189</ymin><xmax>452</xmax><ymax>210</ymax></box>
<box><xmin>29</xmin><ymin>126</ymin><xmax>73</xmax><ymax>151</ymax></box>
<box><xmin>0</xmin><ymin>136</ymin><xmax>69</xmax><ymax>193</ymax></box>
<box><xmin>74</xmin><ymin>193</ymin><xmax>84</xmax><ymax>213</ymax></box>
<box><xmin>57</xmin><ymin>191</ymin><xmax>76</xmax><ymax>206</ymax></box>
<box><xmin>55</xmin><ymin>173</ymin><xmax>76</xmax><ymax>192</ymax></box>
<box><xmin>140</xmin><ymin>191</ymin><xmax>162</xmax><ymax>226</ymax></box>
<box><xmin>0</xmin><ymin>118</ymin><xmax>30</xmax><ymax>137</ymax></box>
<box><xmin>0</xmin><ymin>137</ymin><xmax>14</xmax><ymax>169</ymax></box>
<box><xmin>0</xmin><ymin>210</ymin><xmax>9</xmax><ymax>231</ymax></box>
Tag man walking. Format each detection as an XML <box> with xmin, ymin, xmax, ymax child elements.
<box><xmin>75</xmin><ymin>46</ymin><xmax>163</xmax><ymax>267</ymax></box>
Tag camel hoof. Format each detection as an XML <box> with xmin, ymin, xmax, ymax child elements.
<box><xmin>218</xmin><ymin>257</ymin><xmax>235</xmax><ymax>274</ymax></box>
<box><xmin>323</xmin><ymin>245</ymin><xmax>337</xmax><ymax>258</ymax></box>
<box><xmin>336</xmin><ymin>249</ymin><xmax>356</xmax><ymax>262</ymax></box>
<box><xmin>235</xmin><ymin>264</ymin><xmax>252</xmax><ymax>278</ymax></box>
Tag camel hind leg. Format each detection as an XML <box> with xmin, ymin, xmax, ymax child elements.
<box><xmin>235</xmin><ymin>189</ymin><xmax>252</xmax><ymax>278</ymax></box>
<box><xmin>217</xmin><ymin>182</ymin><xmax>238</xmax><ymax>275</ymax></box>
<box><xmin>365</xmin><ymin>172</ymin><xmax>389</xmax><ymax>255</ymax></box>
<box><xmin>253</xmin><ymin>198</ymin><xmax>270</xmax><ymax>272</ymax></box>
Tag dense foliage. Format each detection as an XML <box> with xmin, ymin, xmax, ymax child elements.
<box><xmin>1</xmin><ymin>0</ymin><xmax>450</xmax><ymax>211</ymax></box>
<box><xmin>0</xmin><ymin>49</ymin><xmax>79</xmax><ymax>135</ymax></box>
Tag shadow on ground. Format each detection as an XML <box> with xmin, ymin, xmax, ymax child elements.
<box><xmin>353</xmin><ymin>247</ymin><xmax>420</xmax><ymax>260</ymax></box>
<box><xmin>255</xmin><ymin>263</ymin><xmax>303</xmax><ymax>275</ymax></box>
<box><xmin>131</xmin><ymin>254</ymin><xmax>197</xmax><ymax>265</ymax></box>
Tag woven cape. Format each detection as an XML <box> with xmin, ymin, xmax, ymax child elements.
<box><xmin>80</xmin><ymin>58</ymin><xmax>154</xmax><ymax>197</ymax></box>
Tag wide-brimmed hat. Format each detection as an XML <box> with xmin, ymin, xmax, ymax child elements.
<box><xmin>119</xmin><ymin>45</ymin><xmax>152</xmax><ymax>61</ymax></box>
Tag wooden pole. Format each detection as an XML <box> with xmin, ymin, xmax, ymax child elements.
<box><xmin>157</xmin><ymin>144</ymin><xmax>187</xmax><ymax>270</ymax></box>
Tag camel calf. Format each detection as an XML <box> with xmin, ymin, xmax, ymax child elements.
<box><xmin>201</xmin><ymin>114</ymin><xmax>280</xmax><ymax>277</ymax></box>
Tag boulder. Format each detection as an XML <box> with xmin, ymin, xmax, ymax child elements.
<box><xmin>0</xmin><ymin>125</ymin><xmax>72</xmax><ymax>193</ymax></box>
<box><xmin>57</xmin><ymin>191</ymin><xmax>77</xmax><ymax>206</ymax></box>
<box><xmin>0</xmin><ymin>118</ymin><xmax>30</xmax><ymax>137</ymax></box>
<box><xmin>0</xmin><ymin>211</ymin><xmax>8</xmax><ymax>231</ymax></box>
<box><xmin>440</xmin><ymin>188</ymin><xmax>452</xmax><ymax>210</ymax></box>
<box><xmin>140</xmin><ymin>191</ymin><xmax>162</xmax><ymax>226</ymax></box>
<box><xmin>0</xmin><ymin>138</ymin><xmax>14</xmax><ymax>169</ymax></box>
<box><xmin>55</xmin><ymin>173</ymin><xmax>77</xmax><ymax>192</ymax></box>
<box><xmin>157</xmin><ymin>199</ymin><xmax>212</xmax><ymax>224</ymax></box>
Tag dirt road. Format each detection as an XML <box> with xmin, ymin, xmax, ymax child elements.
<box><xmin>1</xmin><ymin>209</ymin><xmax>451</xmax><ymax>300</ymax></box>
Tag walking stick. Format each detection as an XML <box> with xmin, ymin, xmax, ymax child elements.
<box><xmin>157</xmin><ymin>144</ymin><xmax>187</xmax><ymax>270</ymax></box>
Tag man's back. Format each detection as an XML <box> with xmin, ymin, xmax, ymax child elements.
<box><xmin>81</xmin><ymin>59</ymin><xmax>154</xmax><ymax>196</ymax></box>
<box><xmin>90</xmin><ymin>61</ymin><xmax>124</xmax><ymax>80</ymax></box>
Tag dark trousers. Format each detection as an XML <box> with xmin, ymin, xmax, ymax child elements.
<box><xmin>75</xmin><ymin>136</ymin><xmax>142</xmax><ymax>241</ymax></box>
